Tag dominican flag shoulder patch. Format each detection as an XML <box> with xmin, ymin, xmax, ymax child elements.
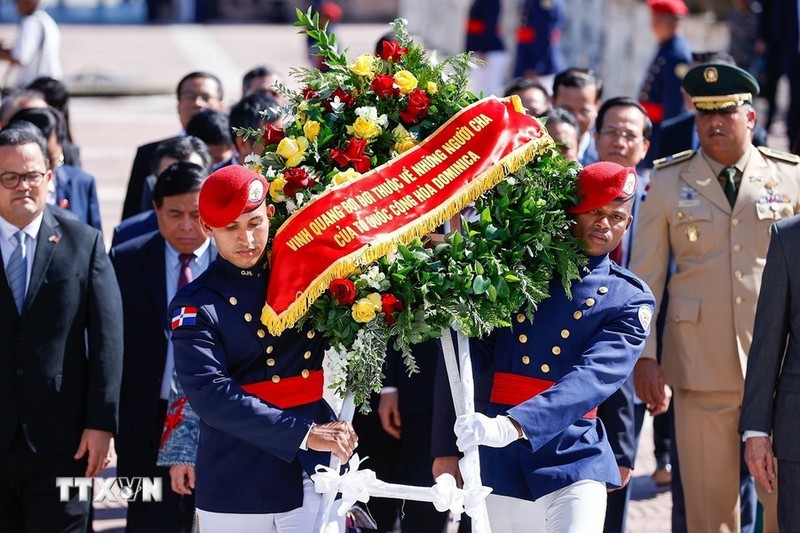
<box><xmin>171</xmin><ymin>306</ymin><xmax>198</xmax><ymax>330</ymax></box>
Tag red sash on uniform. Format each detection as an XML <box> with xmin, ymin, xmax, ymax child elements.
<box><xmin>490</xmin><ymin>371</ymin><xmax>598</xmax><ymax>419</ymax></box>
<box><xmin>241</xmin><ymin>370</ymin><xmax>324</xmax><ymax>409</ymax></box>
<box><xmin>466</xmin><ymin>19</ymin><xmax>486</xmax><ymax>34</ymax></box>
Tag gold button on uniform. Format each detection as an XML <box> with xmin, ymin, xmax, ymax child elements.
<box><xmin>585</xmin><ymin>298</ymin><xmax>595</xmax><ymax>307</ymax></box>
<box><xmin>732</xmin><ymin>218</ymin><xmax>740</xmax><ymax>226</ymax></box>
<box><xmin>561</xmin><ymin>329</ymin><xmax>570</xmax><ymax>339</ymax></box>
<box><xmin>598</xmin><ymin>287</ymin><xmax>608</xmax><ymax>294</ymax></box>
<box><xmin>307</xmin><ymin>330</ymin><xmax>315</xmax><ymax>339</ymax></box>
<box><xmin>734</xmin><ymin>270</ymin><xmax>743</xmax><ymax>280</ymax></box>
<box><xmin>573</xmin><ymin>311</ymin><xmax>583</xmax><ymax>320</ymax></box>
<box><xmin>301</xmin><ymin>369</ymin><xmax>310</xmax><ymax>378</ymax></box>
<box><xmin>304</xmin><ymin>350</ymin><xmax>312</xmax><ymax>360</ymax></box>
<box><xmin>516</xmin><ymin>313</ymin><xmax>526</xmax><ymax>323</ymax></box>
<box><xmin>271</xmin><ymin>375</ymin><xmax>280</xmax><ymax>383</ymax></box>
<box><xmin>257</xmin><ymin>329</ymin><xmax>266</xmax><ymax>338</ymax></box>
<box><xmin>733</xmin><ymin>244</ymin><xmax>741</xmax><ymax>252</ymax></box>
<box><xmin>676</xmin><ymin>211</ymin><xmax>684</xmax><ymax>220</ymax></box>
<box><xmin>735</xmin><ymin>296</ymin><xmax>743</xmax><ymax>305</ymax></box>
<box><xmin>522</xmin><ymin>355</ymin><xmax>530</xmax><ymax>365</ymax></box>
<box><xmin>244</xmin><ymin>313</ymin><xmax>252</xmax><ymax>322</ymax></box>
<box><xmin>541</xmin><ymin>364</ymin><xmax>550</xmax><ymax>373</ymax></box>
<box><xmin>266</xmin><ymin>346</ymin><xmax>274</xmax><ymax>354</ymax></box>
<box><xmin>266</xmin><ymin>358</ymin><xmax>276</xmax><ymax>366</ymax></box>
<box><xmin>229</xmin><ymin>296</ymin><xmax>238</xmax><ymax>305</ymax></box>
<box><xmin>552</xmin><ymin>346</ymin><xmax>561</xmax><ymax>355</ymax></box>
<box><xmin>518</xmin><ymin>334</ymin><xmax>528</xmax><ymax>344</ymax></box>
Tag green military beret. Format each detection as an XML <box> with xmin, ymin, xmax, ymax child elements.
<box><xmin>682</xmin><ymin>62</ymin><xmax>760</xmax><ymax>112</ymax></box>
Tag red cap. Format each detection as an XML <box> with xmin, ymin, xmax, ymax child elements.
<box><xmin>648</xmin><ymin>0</ymin><xmax>688</xmax><ymax>16</ymax></box>
<box><xmin>568</xmin><ymin>162</ymin><xmax>637</xmax><ymax>214</ymax></box>
<box><xmin>199</xmin><ymin>166</ymin><xmax>268</xmax><ymax>227</ymax></box>
<box><xmin>319</xmin><ymin>2</ymin><xmax>343</xmax><ymax>22</ymax></box>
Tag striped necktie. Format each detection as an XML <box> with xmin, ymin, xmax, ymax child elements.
<box><xmin>7</xmin><ymin>231</ymin><xmax>27</xmax><ymax>313</ymax></box>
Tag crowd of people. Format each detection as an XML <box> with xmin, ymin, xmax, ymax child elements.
<box><xmin>1</xmin><ymin>0</ymin><xmax>800</xmax><ymax>532</ymax></box>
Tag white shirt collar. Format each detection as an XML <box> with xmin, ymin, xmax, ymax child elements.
<box><xmin>0</xmin><ymin>211</ymin><xmax>45</xmax><ymax>243</ymax></box>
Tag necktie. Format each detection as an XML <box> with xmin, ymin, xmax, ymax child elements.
<box><xmin>7</xmin><ymin>231</ymin><xmax>27</xmax><ymax>313</ymax></box>
<box><xmin>178</xmin><ymin>253</ymin><xmax>194</xmax><ymax>290</ymax></box>
<box><xmin>722</xmin><ymin>166</ymin><xmax>738</xmax><ymax>207</ymax></box>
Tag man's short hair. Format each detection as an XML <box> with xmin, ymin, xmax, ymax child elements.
<box><xmin>186</xmin><ymin>109</ymin><xmax>233</xmax><ymax>148</ymax></box>
<box><xmin>596</xmin><ymin>96</ymin><xmax>653</xmax><ymax>140</ymax></box>
<box><xmin>153</xmin><ymin>162</ymin><xmax>207</xmax><ymax>207</ymax></box>
<box><xmin>176</xmin><ymin>71</ymin><xmax>223</xmax><ymax>101</ymax></box>
<box><xmin>242</xmin><ymin>66</ymin><xmax>277</xmax><ymax>94</ymax></box>
<box><xmin>26</xmin><ymin>77</ymin><xmax>69</xmax><ymax>113</ymax></box>
<box><xmin>504</xmin><ymin>77</ymin><xmax>550</xmax><ymax>98</ymax></box>
<box><xmin>0</xmin><ymin>122</ymin><xmax>48</xmax><ymax>161</ymax></box>
<box><xmin>150</xmin><ymin>136</ymin><xmax>213</xmax><ymax>176</ymax></box>
<box><xmin>0</xmin><ymin>89</ymin><xmax>46</xmax><ymax>124</ymax></box>
<box><xmin>229</xmin><ymin>93</ymin><xmax>278</xmax><ymax>131</ymax></box>
<box><xmin>553</xmin><ymin>67</ymin><xmax>603</xmax><ymax>101</ymax></box>
<box><xmin>544</xmin><ymin>107</ymin><xmax>579</xmax><ymax>130</ymax></box>
<box><xmin>8</xmin><ymin>106</ymin><xmax>67</xmax><ymax>147</ymax></box>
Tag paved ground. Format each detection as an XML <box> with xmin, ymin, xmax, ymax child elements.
<box><xmin>1</xmin><ymin>20</ymin><xmax>787</xmax><ymax>532</ymax></box>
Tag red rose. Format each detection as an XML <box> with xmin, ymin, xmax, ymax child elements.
<box><xmin>330</xmin><ymin>137</ymin><xmax>372</xmax><ymax>173</ymax></box>
<box><xmin>302</xmin><ymin>87</ymin><xmax>320</xmax><ymax>100</ymax></box>
<box><xmin>329</xmin><ymin>279</ymin><xmax>356</xmax><ymax>305</ymax></box>
<box><xmin>381</xmin><ymin>293</ymin><xmax>404</xmax><ymax>324</ymax></box>
<box><xmin>379</xmin><ymin>40</ymin><xmax>408</xmax><ymax>62</ymax></box>
<box><xmin>399</xmin><ymin>89</ymin><xmax>430</xmax><ymax>124</ymax></box>
<box><xmin>326</xmin><ymin>87</ymin><xmax>356</xmax><ymax>110</ymax></box>
<box><xmin>370</xmin><ymin>74</ymin><xmax>398</xmax><ymax>99</ymax></box>
<box><xmin>283</xmin><ymin>167</ymin><xmax>316</xmax><ymax>197</ymax></box>
<box><xmin>262</xmin><ymin>124</ymin><xmax>285</xmax><ymax>146</ymax></box>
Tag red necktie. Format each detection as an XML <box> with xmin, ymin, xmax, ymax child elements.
<box><xmin>178</xmin><ymin>253</ymin><xmax>194</xmax><ymax>289</ymax></box>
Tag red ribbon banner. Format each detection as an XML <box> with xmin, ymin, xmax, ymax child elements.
<box><xmin>261</xmin><ymin>96</ymin><xmax>548</xmax><ymax>335</ymax></box>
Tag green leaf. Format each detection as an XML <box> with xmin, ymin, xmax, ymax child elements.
<box><xmin>472</xmin><ymin>275</ymin><xmax>491</xmax><ymax>294</ymax></box>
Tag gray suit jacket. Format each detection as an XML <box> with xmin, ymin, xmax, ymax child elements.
<box><xmin>739</xmin><ymin>215</ymin><xmax>800</xmax><ymax>462</ymax></box>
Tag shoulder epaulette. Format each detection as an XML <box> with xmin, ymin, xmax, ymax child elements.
<box><xmin>758</xmin><ymin>146</ymin><xmax>800</xmax><ymax>165</ymax></box>
<box><xmin>609</xmin><ymin>262</ymin><xmax>647</xmax><ymax>291</ymax></box>
<box><xmin>653</xmin><ymin>149</ymin><xmax>695</xmax><ymax>170</ymax></box>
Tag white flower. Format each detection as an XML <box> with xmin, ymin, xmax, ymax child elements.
<box><xmin>285</xmin><ymin>199</ymin><xmax>298</xmax><ymax>213</ymax></box>
<box><xmin>360</xmin><ymin>265</ymin><xmax>386</xmax><ymax>290</ymax></box>
<box><xmin>264</xmin><ymin>165</ymin><xmax>278</xmax><ymax>178</ymax></box>
<box><xmin>355</xmin><ymin>106</ymin><xmax>389</xmax><ymax>128</ymax></box>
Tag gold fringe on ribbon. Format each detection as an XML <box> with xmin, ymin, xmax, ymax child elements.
<box><xmin>262</xmin><ymin>100</ymin><xmax>555</xmax><ymax>336</ymax></box>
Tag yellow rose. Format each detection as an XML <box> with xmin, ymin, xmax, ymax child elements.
<box><xmin>366</xmin><ymin>292</ymin><xmax>382</xmax><ymax>310</ymax></box>
<box><xmin>394</xmin><ymin>135</ymin><xmax>418</xmax><ymax>153</ymax></box>
<box><xmin>269</xmin><ymin>176</ymin><xmax>287</xmax><ymax>202</ymax></box>
<box><xmin>427</xmin><ymin>81</ymin><xmax>438</xmax><ymax>94</ymax></box>
<box><xmin>303</xmin><ymin>120</ymin><xmax>321</xmax><ymax>142</ymax></box>
<box><xmin>276</xmin><ymin>136</ymin><xmax>309</xmax><ymax>167</ymax></box>
<box><xmin>351</xmin><ymin>298</ymin><xmax>377</xmax><ymax>323</ymax></box>
<box><xmin>349</xmin><ymin>54</ymin><xmax>375</xmax><ymax>78</ymax></box>
<box><xmin>394</xmin><ymin>70</ymin><xmax>418</xmax><ymax>94</ymax></box>
<box><xmin>346</xmin><ymin>116</ymin><xmax>381</xmax><ymax>139</ymax></box>
<box><xmin>333</xmin><ymin>168</ymin><xmax>361</xmax><ymax>185</ymax></box>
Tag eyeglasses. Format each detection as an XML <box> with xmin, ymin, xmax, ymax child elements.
<box><xmin>178</xmin><ymin>91</ymin><xmax>220</xmax><ymax>104</ymax></box>
<box><xmin>598</xmin><ymin>128</ymin><xmax>643</xmax><ymax>143</ymax></box>
<box><xmin>0</xmin><ymin>171</ymin><xmax>47</xmax><ymax>190</ymax></box>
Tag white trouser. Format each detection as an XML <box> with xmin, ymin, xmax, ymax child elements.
<box><xmin>485</xmin><ymin>479</ymin><xmax>607</xmax><ymax>533</ymax></box>
<box><xmin>195</xmin><ymin>474</ymin><xmax>345</xmax><ymax>533</ymax></box>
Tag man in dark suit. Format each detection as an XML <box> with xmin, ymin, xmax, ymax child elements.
<box><xmin>0</xmin><ymin>123</ymin><xmax>123</xmax><ymax>530</ymax></box>
<box><xmin>121</xmin><ymin>71</ymin><xmax>223</xmax><ymax>221</ymax></box>
<box><xmin>740</xmin><ymin>215</ymin><xmax>800</xmax><ymax>532</ymax></box>
<box><xmin>111</xmin><ymin>162</ymin><xmax>215</xmax><ymax>532</ymax></box>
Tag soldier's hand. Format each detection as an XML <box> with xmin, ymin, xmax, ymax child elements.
<box><xmin>454</xmin><ymin>413</ymin><xmax>520</xmax><ymax>450</ymax></box>
<box><xmin>647</xmin><ymin>384</ymin><xmax>672</xmax><ymax>416</ymax></box>
<box><xmin>307</xmin><ymin>420</ymin><xmax>358</xmax><ymax>463</ymax></box>
<box><xmin>378</xmin><ymin>391</ymin><xmax>402</xmax><ymax>439</ymax></box>
<box><xmin>169</xmin><ymin>464</ymin><xmax>195</xmax><ymax>495</ymax></box>
<box><xmin>432</xmin><ymin>456</ymin><xmax>463</xmax><ymax>488</ymax></box>
<box><xmin>744</xmin><ymin>436</ymin><xmax>776</xmax><ymax>493</ymax></box>
<box><xmin>634</xmin><ymin>358</ymin><xmax>666</xmax><ymax>407</ymax></box>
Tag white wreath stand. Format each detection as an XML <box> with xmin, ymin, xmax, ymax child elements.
<box><xmin>312</xmin><ymin>329</ymin><xmax>492</xmax><ymax>533</ymax></box>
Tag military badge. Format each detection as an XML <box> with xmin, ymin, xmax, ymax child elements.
<box><xmin>171</xmin><ymin>306</ymin><xmax>198</xmax><ymax>330</ymax></box>
<box><xmin>686</xmin><ymin>225</ymin><xmax>699</xmax><ymax>242</ymax></box>
<box><xmin>638</xmin><ymin>305</ymin><xmax>652</xmax><ymax>330</ymax></box>
<box><xmin>695</xmin><ymin>178</ymin><xmax>712</xmax><ymax>187</ymax></box>
<box><xmin>623</xmin><ymin>172</ymin><xmax>636</xmax><ymax>196</ymax></box>
<box><xmin>678</xmin><ymin>186</ymin><xmax>700</xmax><ymax>207</ymax></box>
<box><xmin>703</xmin><ymin>66</ymin><xmax>718</xmax><ymax>83</ymax></box>
<box><xmin>249</xmin><ymin>180</ymin><xmax>265</xmax><ymax>203</ymax></box>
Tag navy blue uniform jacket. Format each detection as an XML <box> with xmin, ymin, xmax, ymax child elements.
<box><xmin>170</xmin><ymin>257</ymin><xmax>336</xmax><ymax>513</ymax></box>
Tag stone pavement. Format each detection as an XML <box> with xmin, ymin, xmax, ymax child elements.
<box><xmin>0</xmin><ymin>21</ymin><xmax>785</xmax><ymax>532</ymax></box>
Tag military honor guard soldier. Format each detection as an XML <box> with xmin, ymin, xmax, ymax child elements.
<box><xmin>433</xmin><ymin>162</ymin><xmax>655</xmax><ymax>532</ymax></box>
<box><xmin>631</xmin><ymin>62</ymin><xmax>800</xmax><ymax>533</ymax></box>
<box><xmin>170</xmin><ymin>166</ymin><xmax>358</xmax><ymax>532</ymax></box>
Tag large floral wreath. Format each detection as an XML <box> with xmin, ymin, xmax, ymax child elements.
<box><xmin>240</xmin><ymin>10</ymin><xmax>586</xmax><ymax>409</ymax></box>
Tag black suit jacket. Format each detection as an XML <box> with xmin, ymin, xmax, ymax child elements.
<box><xmin>739</xmin><ymin>216</ymin><xmax>800</xmax><ymax>462</ymax></box>
<box><xmin>0</xmin><ymin>207</ymin><xmax>123</xmax><ymax>455</ymax></box>
<box><xmin>122</xmin><ymin>136</ymin><xmax>181</xmax><ymax>220</ymax></box>
<box><xmin>110</xmin><ymin>231</ymin><xmax>216</xmax><ymax>463</ymax></box>
<box><xmin>657</xmin><ymin>112</ymin><xmax>768</xmax><ymax>159</ymax></box>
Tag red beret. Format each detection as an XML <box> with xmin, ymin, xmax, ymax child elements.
<box><xmin>569</xmin><ymin>162</ymin><xmax>637</xmax><ymax>214</ymax></box>
<box><xmin>648</xmin><ymin>0</ymin><xmax>688</xmax><ymax>16</ymax></box>
<box><xmin>199</xmin><ymin>165</ymin><xmax>268</xmax><ymax>228</ymax></box>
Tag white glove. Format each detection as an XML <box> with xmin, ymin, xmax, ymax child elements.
<box><xmin>454</xmin><ymin>413</ymin><xmax>520</xmax><ymax>451</ymax></box>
